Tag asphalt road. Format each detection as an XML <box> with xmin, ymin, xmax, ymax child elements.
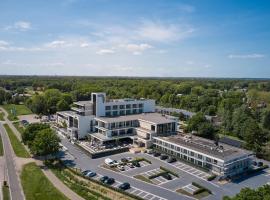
<box><xmin>0</xmin><ymin>123</ymin><xmax>25</xmax><ymax>200</ymax></box>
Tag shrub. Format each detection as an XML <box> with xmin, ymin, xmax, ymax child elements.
<box><xmin>207</xmin><ymin>174</ymin><xmax>217</xmax><ymax>181</ymax></box>
<box><xmin>160</xmin><ymin>166</ymin><xmax>179</xmax><ymax>177</ymax></box>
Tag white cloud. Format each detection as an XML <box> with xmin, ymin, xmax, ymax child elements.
<box><xmin>120</xmin><ymin>43</ymin><xmax>153</xmax><ymax>55</ymax></box>
<box><xmin>45</xmin><ymin>40</ymin><xmax>71</xmax><ymax>48</ymax></box>
<box><xmin>137</xmin><ymin>20</ymin><xmax>194</xmax><ymax>42</ymax></box>
<box><xmin>96</xmin><ymin>49</ymin><xmax>115</xmax><ymax>55</ymax></box>
<box><xmin>5</xmin><ymin>21</ymin><xmax>32</xmax><ymax>31</ymax></box>
<box><xmin>80</xmin><ymin>42</ymin><xmax>90</xmax><ymax>48</ymax></box>
<box><xmin>0</xmin><ymin>40</ymin><xmax>9</xmax><ymax>46</ymax></box>
<box><xmin>185</xmin><ymin>60</ymin><xmax>195</xmax><ymax>65</ymax></box>
<box><xmin>228</xmin><ymin>54</ymin><xmax>265</xmax><ymax>59</ymax></box>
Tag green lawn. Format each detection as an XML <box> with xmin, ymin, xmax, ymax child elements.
<box><xmin>21</xmin><ymin>162</ymin><xmax>68</xmax><ymax>200</ymax></box>
<box><xmin>3</xmin><ymin>124</ymin><xmax>30</xmax><ymax>158</ymax></box>
<box><xmin>2</xmin><ymin>185</ymin><xmax>10</xmax><ymax>200</ymax></box>
<box><xmin>1</xmin><ymin>104</ymin><xmax>32</xmax><ymax>121</ymax></box>
<box><xmin>13</xmin><ymin>122</ymin><xmax>25</xmax><ymax>134</ymax></box>
<box><xmin>0</xmin><ymin>134</ymin><xmax>3</xmax><ymax>156</ymax></box>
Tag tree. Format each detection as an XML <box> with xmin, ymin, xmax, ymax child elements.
<box><xmin>31</xmin><ymin>128</ymin><xmax>60</xmax><ymax>156</ymax></box>
<box><xmin>243</xmin><ymin>118</ymin><xmax>267</xmax><ymax>155</ymax></box>
<box><xmin>223</xmin><ymin>184</ymin><xmax>270</xmax><ymax>200</ymax></box>
<box><xmin>27</xmin><ymin>95</ymin><xmax>47</xmax><ymax>114</ymax></box>
<box><xmin>262</xmin><ymin>110</ymin><xmax>270</xmax><ymax>130</ymax></box>
<box><xmin>22</xmin><ymin>123</ymin><xmax>50</xmax><ymax>146</ymax></box>
<box><xmin>56</xmin><ymin>99</ymin><xmax>70</xmax><ymax>111</ymax></box>
<box><xmin>186</xmin><ymin>112</ymin><xmax>207</xmax><ymax>132</ymax></box>
<box><xmin>197</xmin><ymin>122</ymin><xmax>215</xmax><ymax>139</ymax></box>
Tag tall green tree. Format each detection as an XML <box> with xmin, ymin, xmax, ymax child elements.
<box><xmin>31</xmin><ymin>128</ymin><xmax>60</xmax><ymax>156</ymax></box>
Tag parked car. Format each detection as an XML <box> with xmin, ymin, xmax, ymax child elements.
<box><xmin>252</xmin><ymin>161</ymin><xmax>257</xmax><ymax>166</ymax></box>
<box><xmin>118</xmin><ymin>182</ymin><xmax>130</xmax><ymax>190</ymax></box>
<box><xmin>85</xmin><ymin>171</ymin><xmax>96</xmax><ymax>177</ymax></box>
<box><xmin>258</xmin><ymin>162</ymin><xmax>263</xmax><ymax>167</ymax></box>
<box><xmin>82</xmin><ymin>170</ymin><xmax>92</xmax><ymax>176</ymax></box>
<box><xmin>153</xmin><ymin>152</ymin><xmax>161</xmax><ymax>157</ymax></box>
<box><xmin>121</xmin><ymin>158</ymin><xmax>129</xmax><ymax>163</ymax></box>
<box><xmin>147</xmin><ymin>149</ymin><xmax>153</xmax><ymax>154</ymax></box>
<box><xmin>117</xmin><ymin>165</ymin><xmax>125</xmax><ymax>171</ymax></box>
<box><xmin>132</xmin><ymin>161</ymin><xmax>141</xmax><ymax>167</ymax></box>
<box><xmin>167</xmin><ymin>157</ymin><xmax>176</xmax><ymax>163</ymax></box>
<box><xmin>127</xmin><ymin>163</ymin><xmax>135</xmax><ymax>168</ymax></box>
<box><xmin>99</xmin><ymin>176</ymin><xmax>109</xmax><ymax>183</ymax></box>
<box><xmin>104</xmin><ymin>158</ymin><xmax>115</xmax><ymax>166</ymax></box>
<box><xmin>160</xmin><ymin>154</ymin><xmax>168</xmax><ymax>160</ymax></box>
<box><xmin>104</xmin><ymin>178</ymin><xmax>115</xmax><ymax>185</ymax></box>
<box><xmin>126</xmin><ymin>157</ymin><xmax>133</xmax><ymax>161</ymax></box>
<box><xmin>162</xmin><ymin>173</ymin><xmax>172</xmax><ymax>180</ymax></box>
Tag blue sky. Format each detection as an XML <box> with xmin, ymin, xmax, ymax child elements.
<box><xmin>0</xmin><ymin>0</ymin><xmax>270</xmax><ymax>77</ymax></box>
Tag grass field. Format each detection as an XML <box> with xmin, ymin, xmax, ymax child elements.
<box><xmin>21</xmin><ymin>162</ymin><xmax>68</xmax><ymax>200</ymax></box>
<box><xmin>1</xmin><ymin>104</ymin><xmax>32</xmax><ymax>121</ymax></box>
<box><xmin>3</xmin><ymin>124</ymin><xmax>30</xmax><ymax>158</ymax></box>
<box><xmin>0</xmin><ymin>134</ymin><xmax>3</xmax><ymax>156</ymax></box>
<box><xmin>13</xmin><ymin>122</ymin><xmax>25</xmax><ymax>134</ymax></box>
<box><xmin>2</xmin><ymin>185</ymin><xmax>10</xmax><ymax>200</ymax></box>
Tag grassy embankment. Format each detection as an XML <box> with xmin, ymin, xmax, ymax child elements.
<box><xmin>21</xmin><ymin>162</ymin><xmax>68</xmax><ymax>200</ymax></box>
<box><xmin>3</xmin><ymin>124</ymin><xmax>30</xmax><ymax>158</ymax></box>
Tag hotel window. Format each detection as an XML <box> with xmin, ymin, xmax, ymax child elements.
<box><xmin>206</xmin><ymin>157</ymin><xmax>211</xmax><ymax>162</ymax></box>
<box><xmin>139</xmin><ymin>103</ymin><xmax>143</xmax><ymax>108</ymax></box>
<box><xmin>126</xmin><ymin>104</ymin><xmax>131</xmax><ymax>109</ymax></box>
<box><xmin>132</xmin><ymin>104</ymin><xmax>137</xmax><ymax>108</ymax></box>
<box><xmin>171</xmin><ymin>144</ymin><xmax>175</xmax><ymax>149</ymax></box>
<box><xmin>198</xmin><ymin>154</ymin><xmax>203</xmax><ymax>159</ymax></box>
<box><xmin>183</xmin><ymin>149</ymin><xmax>187</xmax><ymax>154</ymax></box>
<box><xmin>151</xmin><ymin>125</ymin><xmax>155</xmax><ymax>131</ymax></box>
<box><xmin>127</xmin><ymin>128</ymin><xmax>133</xmax><ymax>134</ymax></box>
<box><xmin>214</xmin><ymin>160</ymin><xmax>218</xmax><ymax>164</ymax></box>
<box><xmin>120</xmin><ymin>110</ymin><xmax>125</xmax><ymax>115</ymax></box>
<box><xmin>133</xmin><ymin>109</ymin><xmax>137</xmax><ymax>114</ymax></box>
<box><xmin>113</xmin><ymin>111</ymin><xmax>118</xmax><ymax>116</ymax></box>
<box><xmin>113</xmin><ymin>105</ymin><xmax>118</xmax><ymax>110</ymax></box>
<box><xmin>126</xmin><ymin>110</ymin><xmax>131</xmax><ymax>115</ymax></box>
<box><xmin>126</xmin><ymin>121</ymin><xmax>131</xmax><ymax>126</ymax></box>
<box><xmin>111</xmin><ymin>123</ymin><xmax>116</xmax><ymax>128</ymax></box>
<box><xmin>120</xmin><ymin>105</ymin><xmax>125</xmax><ymax>109</ymax></box>
<box><xmin>111</xmin><ymin>131</ymin><xmax>118</xmax><ymax>137</ymax></box>
<box><xmin>177</xmin><ymin>147</ymin><xmax>180</xmax><ymax>151</ymax></box>
<box><xmin>105</xmin><ymin>106</ymin><xmax>111</xmax><ymax>110</ymax></box>
<box><xmin>190</xmin><ymin>152</ymin><xmax>194</xmax><ymax>156</ymax></box>
<box><xmin>105</xmin><ymin>111</ymin><xmax>111</xmax><ymax>116</ymax></box>
<box><xmin>138</xmin><ymin>109</ymin><xmax>143</xmax><ymax>113</ymax></box>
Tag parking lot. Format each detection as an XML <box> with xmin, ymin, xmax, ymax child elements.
<box><xmin>124</xmin><ymin>160</ymin><xmax>150</xmax><ymax>172</ymax></box>
<box><xmin>181</xmin><ymin>183</ymin><xmax>200</xmax><ymax>194</ymax></box>
<box><xmin>90</xmin><ymin>172</ymin><xmax>167</xmax><ymax>200</ymax></box>
<box><xmin>170</xmin><ymin>161</ymin><xmax>210</xmax><ymax>180</ymax></box>
<box><xmin>140</xmin><ymin>168</ymin><xmax>178</xmax><ymax>185</ymax></box>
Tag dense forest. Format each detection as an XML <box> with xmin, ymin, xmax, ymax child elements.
<box><xmin>0</xmin><ymin>76</ymin><xmax>270</xmax><ymax>160</ymax></box>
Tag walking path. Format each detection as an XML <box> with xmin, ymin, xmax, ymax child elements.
<box><xmin>0</xmin><ymin>107</ymin><xmax>85</xmax><ymax>200</ymax></box>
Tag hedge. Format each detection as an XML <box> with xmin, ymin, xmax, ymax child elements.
<box><xmin>148</xmin><ymin>171</ymin><xmax>168</xmax><ymax>179</ymax></box>
<box><xmin>192</xmin><ymin>182</ymin><xmax>212</xmax><ymax>195</ymax></box>
<box><xmin>133</xmin><ymin>157</ymin><xmax>152</xmax><ymax>164</ymax></box>
<box><xmin>160</xmin><ymin>166</ymin><xmax>179</xmax><ymax>178</ymax></box>
<box><xmin>207</xmin><ymin>174</ymin><xmax>217</xmax><ymax>181</ymax></box>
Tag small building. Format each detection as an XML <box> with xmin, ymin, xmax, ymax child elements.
<box><xmin>153</xmin><ymin>134</ymin><xmax>254</xmax><ymax>177</ymax></box>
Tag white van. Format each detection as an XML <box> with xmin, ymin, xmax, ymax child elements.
<box><xmin>104</xmin><ymin>158</ymin><xmax>114</xmax><ymax>166</ymax></box>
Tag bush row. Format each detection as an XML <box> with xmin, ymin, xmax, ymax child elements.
<box><xmin>148</xmin><ymin>171</ymin><xmax>168</xmax><ymax>179</ymax></box>
<box><xmin>192</xmin><ymin>182</ymin><xmax>212</xmax><ymax>195</ymax></box>
<box><xmin>207</xmin><ymin>174</ymin><xmax>217</xmax><ymax>181</ymax></box>
<box><xmin>160</xmin><ymin>166</ymin><xmax>179</xmax><ymax>178</ymax></box>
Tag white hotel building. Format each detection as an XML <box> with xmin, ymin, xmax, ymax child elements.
<box><xmin>57</xmin><ymin>92</ymin><xmax>178</xmax><ymax>147</ymax></box>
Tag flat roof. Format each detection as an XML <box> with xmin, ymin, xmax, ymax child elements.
<box><xmin>154</xmin><ymin>134</ymin><xmax>253</xmax><ymax>161</ymax></box>
<box><xmin>96</xmin><ymin>113</ymin><xmax>177</xmax><ymax>124</ymax></box>
<box><xmin>74</xmin><ymin>101</ymin><xmax>93</xmax><ymax>106</ymax></box>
